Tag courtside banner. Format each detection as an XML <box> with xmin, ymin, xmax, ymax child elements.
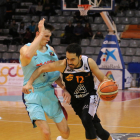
<box><xmin>96</xmin><ymin>35</ymin><xmax>125</xmax><ymax>89</ymax></box>
<box><xmin>0</xmin><ymin>63</ymin><xmax>23</xmax><ymax>86</ymax></box>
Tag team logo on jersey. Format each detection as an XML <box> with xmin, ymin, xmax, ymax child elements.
<box><xmin>74</xmin><ymin>84</ymin><xmax>87</xmax><ymax>95</ymax></box>
<box><xmin>49</xmin><ymin>52</ymin><xmax>55</xmax><ymax>56</ymax></box>
<box><xmin>106</xmin><ymin>71</ymin><xmax>115</xmax><ymax>81</ymax></box>
<box><xmin>34</xmin><ymin>52</ymin><xmax>37</xmax><ymax>56</ymax></box>
<box><xmin>65</xmin><ymin>74</ymin><xmax>74</xmax><ymax>81</ymax></box>
<box><xmin>85</xmin><ymin>73</ymin><xmax>90</xmax><ymax>77</ymax></box>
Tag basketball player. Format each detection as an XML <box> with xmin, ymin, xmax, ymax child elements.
<box><xmin>20</xmin><ymin>18</ymin><xmax>70</xmax><ymax>140</ymax></box>
<box><xmin>22</xmin><ymin>43</ymin><xmax>115</xmax><ymax>140</ymax></box>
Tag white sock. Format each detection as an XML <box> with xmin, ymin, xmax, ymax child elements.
<box><xmin>57</xmin><ymin>136</ymin><xmax>68</xmax><ymax>140</ymax></box>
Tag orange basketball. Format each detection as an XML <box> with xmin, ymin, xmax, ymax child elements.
<box><xmin>97</xmin><ymin>80</ymin><xmax>118</xmax><ymax>101</ymax></box>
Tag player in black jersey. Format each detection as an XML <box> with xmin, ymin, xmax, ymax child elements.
<box><xmin>22</xmin><ymin>43</ymin><xmax>115</xmax><ymax>140</ymax></box>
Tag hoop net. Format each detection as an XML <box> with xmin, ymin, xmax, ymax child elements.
<box><xmin>78</xmin><ymin>4</ymin><xmax>92</xmax><ymax>16</ymax></box>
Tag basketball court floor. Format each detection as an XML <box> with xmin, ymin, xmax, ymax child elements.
<box><xmin>0</xmin><ymin>85</ymin><xmax>140</xmax><ymax>140</ymax></box>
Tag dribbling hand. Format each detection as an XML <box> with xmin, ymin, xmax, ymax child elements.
<box><xmin>22</xmin><ymin>83</ymin><xmax>34</xmax><ymax>94</ymax></box>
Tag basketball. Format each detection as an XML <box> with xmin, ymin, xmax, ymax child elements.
<box><xmin>97</xmin><ymin>80</ymin><xmax>118</xmax><ymax>101</ymax></box>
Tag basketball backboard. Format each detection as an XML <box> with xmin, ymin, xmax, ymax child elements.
<box><xmin>62</xmin><ymin>0</ymin><xmax>115</xmax><ymax>12</ymax></box>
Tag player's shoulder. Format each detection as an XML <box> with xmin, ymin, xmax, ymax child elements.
<box><xmin>49</xmin><ymin>45</ymin><xmax>55</xmax><ymax>52</ymax></box>
<box><xmin>87</xmin><ymin>57</ymin><xmax>96</xmax><ymax>66</ymax></box>
<box><xmin>20</xmin><ymin>44</ymin><xmax>29</xmax><ymax>54</ymax></box>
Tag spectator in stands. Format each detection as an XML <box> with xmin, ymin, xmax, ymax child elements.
<box><xmin>119</xmin><ymin>0</ymin><xmax>129</xmax><ymax>12</ymax></box>
<box><xmin>4</xmin><ymin>0</ymin><xmax>13</xmax><ymax>23</ymax></box>
<box><xmin>63</xmin><ymin>21</ymin><xmax>74</xmax><ymax>44</ymax></box>
<box><xmin>73</xmin><ymin>22</ymin><xmax>84</xmax><ymax>43</ymax></box>
<box><xmin>23</xmin><ymin>28</ymin><xmax>32</xmax><ymax>44</ymax></box>
<box><xmin>9</xmin><ymin>19</ymin><xmax>19</xmax><ymax>38</ymax></box>
<box><xmin>42</xmin><ymin>0</ymin><xmax>57</xmax><ymax>17</ymax></box>
<box><xmin>28</xmin><ymin>21</ymin><xmax>36</xmax><ymax>34</ymax></box>
<box><xmin>129</xmin><ymin>0</ymin><xmax>136</xmax><ymax>10</ymax></box>
<box><xmin>36</xmin><ymin>1</ymin><xmax>43</xmax><ymax>15</ymax></box>
<box><xmin>83</xmin><ymin>22</ymin><xmax>93</xmax><ymax>38</ymax></box>
<box><xmin>73</xmin><ymin>11</ymin><xmax>85</xmax><ymax>23</ymax></box>
<box><xmin>18</xmin><ymin>22</ymin><xmax>26</xmax><ymax>37</ymax></box>
<box><xmin>93</xmin><ymin>31</ymin><xmax>104</xmax><ymax>39</ymax></box>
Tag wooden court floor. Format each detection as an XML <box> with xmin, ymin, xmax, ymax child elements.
<box><xmin>0</xmin><ymin>86</ymin><xmax>140</xmax><ymax>140</ymax></box>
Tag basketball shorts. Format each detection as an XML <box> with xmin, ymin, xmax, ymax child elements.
<box><xmin>22</xmin><ymin>86</ymin><xmax>65</xmax><ymax>128</ymax></box>
<box><xmin>71</xmin><ymin>92</ymin><xmax>100</xmax><ymax>122</ymax></box>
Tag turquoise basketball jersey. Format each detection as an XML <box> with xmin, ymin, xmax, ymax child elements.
<box><xmin>20</xmin><ymin>43</ymin><xmax>60</xmax><ymax>88</ymax></box>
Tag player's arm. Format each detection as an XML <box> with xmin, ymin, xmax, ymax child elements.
<box><xmin>88</xmin><ymin>58</ymin><xmax>108</xmax><ymax>82</ymax></box>
<box><xmin>22</xmin><ymin>60</ymin><xmax>66</xmax><ymax>94</ymax></box>
<box><xmin>55</xmin><ymin>76</ymin><xmax>71</xmax><ymax>104</ymax></box>
<box><xmin>20</xmin><ymin>18</ymin><xmax>46</xmax><ymax>66</ymax></box>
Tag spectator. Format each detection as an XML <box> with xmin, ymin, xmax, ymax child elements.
<box><xmin>36</xmin><ymin>1</ymin><xmax>43</xmax><ymax>15</ymax></box>
<box><xmin>28</xmin><ymin>21</ymin><xmax>36</xmax><ymax>34</ymax></box>
<box><xmin>4</xmin><ymin>0</ymin><xmax>13</xmax><ymax>23</ymax></box>
<box><xmin>73</xmin><ymin>22</ymin><xmax>84</xmax><ymax>43</ymax></box>
<box><xmin>9</xmin><ymin>19</ymin><xmax>19</xmax><ymax>38</ymax></box>
<box><xmin>83</xmin><ymin>22</ymin><xmax>93</xmax><ymax>38</ymax></box>
<box><xmin>23</xmin><ymin>28</ymin><xmax>32</xmax><ymax>44</ymax></box>
<box><xmin>129</xmin><ymin>0</ymin><xmax>136</xmax><ymax>10</ymax></box>
<box><xmin>42</xmin><ymin>0</ymin><xmax>57</xmax><ymax>17</ymax></box>
<box><xmin>63</xmin><ymin>21</ymin><xmax>74</xmax><ymax>44</ymax></box>
<box><xmin>17</xmin><ymin>22</ymin><xmax>26</xmax><ymax>37</ymax></box>
<box><xmin>73</xmin><ymin>11</ymin><xmax>85</xmax><ymax>23</ymax></box>
<box><xmin>119</xmin><ymin>0</ymin><xmax>129</xmax><ymax>12</ymax></box>
<box><xmin>93</xmin><ymin>31</ymin><xmax>104</xmax><ymax>39</ymax></box>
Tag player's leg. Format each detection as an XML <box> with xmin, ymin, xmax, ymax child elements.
<box><xmin>36</xmin><ymin>120</ymin><xmax>51</xmax><ymax>140</ymax></box>
<box><xmin>55</xmin><ymin>117</ymin><xmax>70</xmax><ymax>140</ymax></box>
<box><xmin>92</xmin><ymin>115</ymin><xmax>113</xmax><ymax>140</ymax></box>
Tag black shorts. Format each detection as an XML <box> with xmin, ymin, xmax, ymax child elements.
<box><xmin>71</xmin><ymin>94</ymin><xmax>100</xmax><ymax>123</ymax></box>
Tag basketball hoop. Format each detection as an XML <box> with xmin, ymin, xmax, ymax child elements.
<box><xmin>78</xmin><ymin>4</ymin><xmax>92</xmax><ymax>16</ymax></box>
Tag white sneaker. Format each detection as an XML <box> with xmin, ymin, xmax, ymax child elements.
<box><xmin>56</xmin><ymin>136</ymin><xmax>62</xmax><ymax>140</ymax></box>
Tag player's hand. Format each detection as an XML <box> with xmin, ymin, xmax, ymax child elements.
<box><xmin>38</xmin><ymin>18</ymin><xmax>45</xmax><ymax>34</ymax></box>
<box><xmin>62</xmin><ymin>89</ymin><xmax>71</xmax><ymax>104</ymax></box>
<box><xmin>22</xmin><ymin>83</ymin><xmax>34</xmax><ymax>94</ymax></box>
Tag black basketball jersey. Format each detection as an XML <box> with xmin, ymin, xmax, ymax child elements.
<box><xmin>62</xmin><ymin>55</ymin><xmax>96</xmax><ymax>100</ymax></box>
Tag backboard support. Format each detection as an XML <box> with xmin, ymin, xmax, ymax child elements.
<box><xmin>62</xmin><ymin>0</ymin><xmax>115</xmax><ymax>12</ymax></box>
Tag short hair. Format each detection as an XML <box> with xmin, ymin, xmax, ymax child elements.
<box><xmin>35</xmin><ymin>22</ymin><xmax>55</xmax><ymax>33</ymax></box>
<box><xmin>66</xmin><ymin>43</ymin><xmax>82</xmax><ymax>57</ymax></box>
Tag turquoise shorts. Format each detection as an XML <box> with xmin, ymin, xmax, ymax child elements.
<box><xmin>22</xmin><ymin>86</ymin><xmax>64</xmax><ymax>128</ymax></box>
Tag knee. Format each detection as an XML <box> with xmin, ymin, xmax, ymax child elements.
<box><xmin>42</xmin><ymin>130</ymin><xmax>51</xmax><ymax>139</ymax></box>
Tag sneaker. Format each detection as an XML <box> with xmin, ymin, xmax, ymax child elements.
<box><xmin>56</xmin><ymin>136</ymin><xmax>61</xmax><ymax>140</ymax></box>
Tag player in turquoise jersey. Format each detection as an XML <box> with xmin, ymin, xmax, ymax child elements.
<box><xmin>20</xmin><ymin>18</ymin><xmax>70</xmax><ymax>140</ymax></box>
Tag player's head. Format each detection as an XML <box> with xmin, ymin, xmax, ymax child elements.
<box><xmin>66</xmin><ymin>43</ymin><xmax>82</xmax><ymax>69</ymax></box>
<box><xmin>35</xmin><ymin>21</ymin><xmax>55</xmax><ymax>46</ymax></box>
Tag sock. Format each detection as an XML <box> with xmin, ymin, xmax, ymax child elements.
<box><xmin>57</xmin><ymin>136</ymin><xmax>68</xmax><ymax>140</ymax></box>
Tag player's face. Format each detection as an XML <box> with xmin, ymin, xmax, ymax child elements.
<box><xmin>40</xmin><ymin>29</ymin><xmax>52</xmax><ymax>46</ymax></box>
<box><xmin>66</xmin><ymin>52</ymin><xmax>81</xmax><ymax>69</ymax></box>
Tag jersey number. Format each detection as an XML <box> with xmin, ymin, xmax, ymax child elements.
<box><xmin>76</xmin><ymin>76</ymin><xmax>84</xmax><ymax>83</ymax></box>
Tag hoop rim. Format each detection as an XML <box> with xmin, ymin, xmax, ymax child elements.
<box><xmin>78</xmin><ymin>4</ymin><xmax>92</xmax><ymax>10</ymax></box>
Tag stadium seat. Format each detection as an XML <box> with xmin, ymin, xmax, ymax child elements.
<box><xmin>135</xmin><ymin>48</ymin><xmax>140</xmax><ymax>56</ymax></box>
<box><xmin>99</xmin><ymin>39</ymin><xmax>104</xmax><ymax>46</ymax></box>
<box><xmin>51</xmin><ymin>38</ymin><xmax>61</xmax><ymax>45</ymax></box>
<box><xmin>129</xmin><ymin>39</ymin><xmax>139</xmax><ymax>47</ymax></box>
<box><xmin>113</xmin><ymin>17</ymin><xmax>122</xmax><ymax>24</ymax></box>
<box><xmin>11</xmin><ymin>52</ymin><xmax>20</xmax><ymax>59</ymax></box>
<box><xmin>23</xmin><ymin>16</ymin><xmax>31</xmax><ymax>22</ymax></box>
<box><xmin>0</xmin><ymin>44</ymin><xmax>7</xmax><ymax>52</ymax></box>
<box><xmin>61</xmin><ymin>23</ymin><xmax>67</xmax><ymax>30</ymax></box>
<box><xmin>3</xmin><ymin>29</ymin><xmax>9</xmax><ymax>35</ymax></box>
<box><xmin>120</xmin><ymin>39</ymin><xmax>130</xmax><ymax>47</ymax></box>
<box><xmin>81</xmin><ymin>39</ymin><xmax>90</xmax><ymax>46</ymax></box>
<box><xmin>126</xmin><ymin>10</ymin><xmax>134</xmax><ymax>17</ymax></box>
<box><xmin>131</xmin><ymin>17</ymin><xmax>140</xmax><ymax>24</ymax></box>
<box><xmin>125</xmin><ymin>48</ymin><xmax>136</xmax><ymax>55</ymax></box>
<box><xmin>116</xmin><ymin>12</ymin><xmax>125</xmax><ymax>17</ymax></box>
<box><xmin>1</xmin><ymin>52</ymin><xmax>12</xmax><ymax>63</ymax></box>
<box><xmin>95</xmin><ymin>47</ymin><xmax>101</xmax><ymax>55</ymax></box>
<box><xmin>55</xmin><ymin>10</ymin><xmax>62</xmax><ymax>16</ymax></box>
<box><xmin>58</xmin><ymin>16</ymin><xmax>67</xmax><ymax>23</ymax></box>
<box><xmin>123</xmin><ymin>56</ymin><xmax>132</xmax><ymax>64</ymax></box>
<box><xmin>66</xmin><ymin>16</ymin><xmax>74</xmax><ymax>22</ymax></box>
<box><xmin>17</xmin><ymin>45</ymin><xmax>22</xmax><ymax>52</ymax></box>
<box><xmin>94</xmin><ymin>17</ymin><xmax>103</xmax><ymax>24</ymax></box>
<box><xmin>85</xmin><ymin>47</ymin><xmax>95</xmax><ymax>55</ymax></box>
<box><xmin>131</xmin><ymin>56</ymin><xmax>140</xmax><ymax>62</ymax></box>
<box><xmin>117</xmin><ymin>25</ymin><xmax>125</xmax><ymax>32</ymax></box>
<box><xmin>49</xmin><ymin>16</ymin><xmax>58</xmax><ymax>22</ymax></box>
<box><xmin>90</xmin><ymin>39</ymin><xmax>100</xmax><ymax>47</ymax></box>
<box><xmin>31</xmin><ymin>16</ymin><xmax>40</xmax><ymax>23</ymax></box>
<box><xmin>63</xmin><ymin>11</ymin><xmax>71</xmax><ymax>16</ymax></box>
<box><xmin>91</xmin><ymin>55</ymin><xmax>98</xmax><ymax>61</ymax></box>
<box><xmin>134</xmin><ymin>10</ymin><xmax>140</xmax><ymax>17</ymax></box>
<box><xmin>121</xmin><ymin>17</ymin><xmax>131</xmax><ymax>24</ymax></box>
<box><xmin>120</xmin><ymin>48</ymin><xmax>125</xmax><ymax>55</ymax></box>
<box><xmin>55</xmin><ymin>46</ymin><xmax>66</xmax><ymax>54</ymax></box>
<box><xmin>8</xmin><ymin>45</ymin><xmax>17</xmax><ymax>52</ymax></box>
<box><xmin>52</xmin><ymin>23</ymin><xmax>61</xmax><ymax>30</ymax></box>
<box><xmin>98</xmin><ymin>24</ymin><xmax>107</xmax><ymax>31</ymax></box>
<box><xmin>91</xmin><ymin>24</ymin><xmax>99</xmax><ymax>31</ymax></box>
